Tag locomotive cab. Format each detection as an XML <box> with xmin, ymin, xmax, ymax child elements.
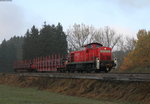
<box><xmin>84</xmin><ymin>43</ymin><xmax>103</xmax><ymax>49</ymax></box>
<box><xmin>84</xmin><ymin>43</ymin><xmax>114</xmax><ymax>72</ymax></box>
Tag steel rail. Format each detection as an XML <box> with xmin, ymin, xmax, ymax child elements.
<box><xmin>5</xmin><ymin>73</ymin><xmax>149</xmax><ymax>82</ymax></box>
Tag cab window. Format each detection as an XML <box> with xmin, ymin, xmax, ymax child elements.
<box><xmin>96</xmin><ymin>45</ymin><xmax>101</xmax><ymax>48</ymax></box>
<box><xmin>87</xmin><ymin>45</ymin><xmax>92</xmax><ymax>48</ymax></box>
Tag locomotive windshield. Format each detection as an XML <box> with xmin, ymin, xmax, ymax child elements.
<box><xmin>87</xmin><ymin>45</ymin><xmax>92</xmax><ymax>48</ymax></box>
<box><xmin>96</xmin><ymin>44</ymin><xmax>102</xmax><ymax>48</ymax></box>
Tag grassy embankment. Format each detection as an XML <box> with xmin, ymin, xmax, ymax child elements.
<box><xmin>0</xmin><ymin>74</ymin><xmax>149</xmax><ymax>104</ymax></box>
<box><xmin>0</xmin><ymin>85</ymin><xmax>137</xmax><ymax>104</ymax></box>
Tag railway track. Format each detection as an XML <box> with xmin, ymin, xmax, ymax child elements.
<box><xmin>2</xmin><ymin>72</ymin><xmax>150</xmax><ymax>82</ymax></box>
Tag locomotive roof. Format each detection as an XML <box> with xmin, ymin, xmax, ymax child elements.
<box><xmin>84</xmin><ymin>42</ymin><xmax>103</xmax><ymax>47</ymax></box>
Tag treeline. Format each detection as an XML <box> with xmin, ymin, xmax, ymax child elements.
<box><xmin>0</xmin><ymin>23</ymin><xmax>67</xmax><ymax>72</ymax></box>
<box><xmin>0</xmin><ymin>22</ymin><xmax>149</xmax><ymax>73</ymax></box>
<box><xmin>0</xmin><ymin>37</ymin><xmax>23</xmax><ymax>72</ymax></box>
<box><xmin>120</xmin><ymin>29</ymin><xmax>150</xmax><ymax>72</ymax></box>
<box><xmin>23</xmin><ymin>23</ymin><xmax>67</xmax><ymax>59</ymax></box>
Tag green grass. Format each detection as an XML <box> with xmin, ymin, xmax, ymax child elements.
<box><xmin>0</xmin><ymin>85</ymin><xmax>140</xmax><ymax>104</ymax></box>
<box><xmin>124</xmin><ymin>67</ymin><xmax>150</xmax><ymax>73</ymax></box>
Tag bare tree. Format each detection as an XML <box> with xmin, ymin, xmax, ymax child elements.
<box><xmin>67</xmin><ymin>23</ymin><xmax>95</xmax><ymax>51</ymax></box>
<box><xmin>67</xmin><ymin>24</ymin><xmax>122</xmax><ymax>51</ymax></box>
<box><xmin>116</xmin><ymin>36</ymin><xmax>136</xmax><ymax>52</ymax></box>
<box><xmin>112</xmin><ymin>36</ymin><xmax>136</xmax><ymax>70</ymax></box>
<box><xmin>93</xmin><ymin>26</ymin><xmax>122</xmax><ymax>49</ymax></box>
<box><xmin>123</xmin><ymin>37</ymin><xmax>136</xmax><ymax>52</ymax></box>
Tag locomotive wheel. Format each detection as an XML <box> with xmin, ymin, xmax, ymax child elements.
<box><xmin>86</xmin><ymin>69</ymin><xmax>91</xmax><ymax>73</ymax></box>
<box><xmin>78</xmin><ymin>70</ymin><xmax>83</xmax><ymax>73</ymax></box>
<box><xmin>95</xmin><ymin>69</ymin><xmax>100</xmax><ymax>73</ymax></box>
<box><xmin>104</xmin><ymin>67</ymin><xmax>110</xmax><ymax>73</ymax></box>
<box><xmin>70</xmin><ymin>70</ymin><xmax>75</xmax><ymax>73</ymax></box>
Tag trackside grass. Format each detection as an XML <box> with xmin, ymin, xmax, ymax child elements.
<box><xmin>0</xmin><ymin>85</ymin><xmax>139</xmax><ymax>104</ymax></box>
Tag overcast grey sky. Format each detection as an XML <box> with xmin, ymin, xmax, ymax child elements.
<box><xmin>0</xmin><ymin>0</ymin><xmax>150</xmax><ymax>42</ymax></box>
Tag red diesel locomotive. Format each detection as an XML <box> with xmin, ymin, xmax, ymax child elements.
<box><xmin>14</xmin><ymin>43</ymin><xmax>115</xmax><ymax>73</ymax></box>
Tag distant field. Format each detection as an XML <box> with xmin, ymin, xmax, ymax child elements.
<box><xmin>0</xmin><ymin>85</ymin><xmax>139</xmax><ymax>104</ymax></box>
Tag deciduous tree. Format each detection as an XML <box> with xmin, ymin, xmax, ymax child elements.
<box><xmin>120</xmin><ymin>29</ymin><xmax>150</xmax><ymax>71</ymax></box>
<box><xmin>67</xmin><ymin>24</ymin><xmax>95</xmax><ymax>51</ymax></box>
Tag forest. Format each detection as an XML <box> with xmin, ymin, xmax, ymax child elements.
<box><xmin>0</xmin><ymin>23</ymin><xmax>67</xmax><ymax>72</ymax></box>
<box><xmin>0</xmin><ymin>23</ymin><xmax>149</xmax><ymax>72</ymax></box>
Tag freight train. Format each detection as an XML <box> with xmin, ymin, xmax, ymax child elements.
<box><xmin>14</xmin><ymin>43</ymin><xmax>116</xmax><ymax>73</ymax></box>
